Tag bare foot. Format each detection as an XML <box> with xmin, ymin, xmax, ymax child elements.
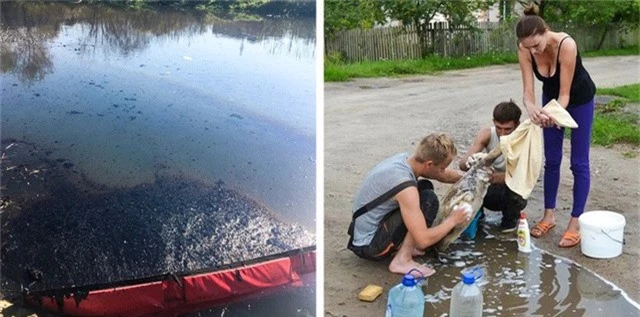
<box><xmin>559</xmin><ymin>217</ymin><xmax>581</xmax><ymax>248</ymax></box>
<box><xmin>412</xmin><ymin>248</ymin><xmax>425</xmax><ymax>257</ymax></box>
<box><xmin>389</xmin><ymin>258</ymin><xmax>435</xmax><ymax>277</ymax></box>
<box><xmin>558</xmin><ymin>229</ymin><xmax>581</xmax><ymax>248</ymax></box>
<box><xmin>540</xmin><ymin>208</ymin><xmax>556</xmax><ymax>224</ymax></box>
<box><xmin>566</xmin><ymin>216</ymin><xmax>580</xmax><ymax>231</ymax></box>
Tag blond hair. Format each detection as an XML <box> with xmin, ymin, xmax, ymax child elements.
<box><xmin>414</xmin><ymin>133</ymin><xmax>457</xmax><ymax>166</ymax></box>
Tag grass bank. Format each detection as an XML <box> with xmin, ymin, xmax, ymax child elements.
<box><xmin>592</xmin><ymin>83</ymin><xmax>640</xmax><ymax>149</ymax></box>
<box><xmin>325</xmin><ymin>46</ymin><xmax>639</xmax><ymax>82</ymax></box>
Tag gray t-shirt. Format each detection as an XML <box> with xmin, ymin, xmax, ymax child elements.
<box><xmin>351</xmin><ymin>153</ymin><xmax>417</xmax><ymax>246</ymax></box>
<box><xmin>487</xmin><ymin>127</ymin><xmax>505</xmax><ymax>172</ymax></box>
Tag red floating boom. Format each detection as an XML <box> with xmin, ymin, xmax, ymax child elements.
<box><xmin>25</xmin><ymin>247</ymin><xmax>315</xmax><ymax>317</ymax></box>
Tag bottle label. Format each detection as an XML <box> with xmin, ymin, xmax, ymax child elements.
<box><xmin>517</xmin><ymin>228</ymin><xmax>531</xmax><ymax>252</ymax></box>
<box><xmin>517</xmin><ymin>230</ymin><xmax>526</xmax><ymax>246</ymax></box>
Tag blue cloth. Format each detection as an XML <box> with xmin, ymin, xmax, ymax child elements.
<box><xmin>462</xmin><ymin>208</ymin><xmax>483</xmax><ymax>239</ymax></box>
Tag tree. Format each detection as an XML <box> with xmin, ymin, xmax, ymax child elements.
<box><xmin>498</xmin><ymin>0</ymin><xmax>517</xmax><ymax>21</ymax></box>
<box><xmin>324</xmin><ymin>0</ymin><xmax>498</xmax><ymax>57</ymax></box>
<box><xmin>537</xmin><ymin>0</ymin><xmax>640</xmax><ymax>49</ymax></box>
<box><xmin>379</xmin><ymin>0</ymin><xmax>494</xmax><ymax>56</ymax></box>
<box><xmin>324</xmin><ymin>0</ymin><xmax>496</xmax><ymax>35</ymax></box>
<box><xmin>324</xmin><ymin>0</ymin><xmax>385</xmax><ymax>37</ymax></box>
<box><xmin>380</xmin><ymin>0</ymin><xmax>494</xmax><ymax>26</ymax></box>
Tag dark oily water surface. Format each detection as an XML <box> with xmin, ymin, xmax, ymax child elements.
<box><xmin>417</xmin><ymin>211</ymin><xmax>640</xmax><ymax>316</ymax></box>
<box><xmin>1</xmin><ymin>140</ymin><xmax>313</xmax><ymax>294</ymax></box>
<box><xmin>0</xmin><ymin>1</ymin><xmax>316</xmax><ymax>313</ymax></box>
<box><xmin>0</xmin><ymin>2</ymin><xmax>316</xmax><ymax>228</ymax></box>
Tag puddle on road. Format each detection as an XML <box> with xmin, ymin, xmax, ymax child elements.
<box><xmin>417</xmin><ymin>211</ymin><xmax>640</xmax><ymax>316</ymax></box>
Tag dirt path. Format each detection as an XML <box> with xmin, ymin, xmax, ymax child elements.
<box><xmin>324</xmin><ymin>55</ymin><xmax>640</xmax><ymax>316</ymax></box>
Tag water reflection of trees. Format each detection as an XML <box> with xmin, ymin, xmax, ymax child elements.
<box><xmin>0</xmin><ymin>1</ymin><xmax>315</xmax><ymax>82</ymax></box>
<box><xmin>0</xmin><ymin>2</ymin><xmax>63</xmax><ymax>83</ymax></box>
<box><xmin>1</xmin><ymin>28</ymin><xmax>53</xmax><ymax>83</ymax></box>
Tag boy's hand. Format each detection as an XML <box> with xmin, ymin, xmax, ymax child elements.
<box><xmin>465</xmin><ymin>152</ymin><xmax>487</xmax><ymax>169</ymax></box>
<box><xmin>448</xmin><ymin>204</ymin><xmax>472</xmax><ymax>226</ymax></box>
<box><xmin>489</xmin><ymin>172</ymin><xmax>506</xmax><ymax>184</ymax></box>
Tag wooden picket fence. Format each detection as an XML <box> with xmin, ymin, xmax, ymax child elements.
<box><xmin>325</xmin><ymin>21</ymin><xmax>639</xmax><ymax>62</ymax></box>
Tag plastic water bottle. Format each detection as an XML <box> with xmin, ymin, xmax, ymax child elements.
<box><xmin>385</xmin><ymin>272</ymin><xmax>425</xmax><ymax>317</ymax></box>
<box><xmin>449</xmin><ymin>267</ymin><xmax>483</xmax><ymax>317</ymax></box>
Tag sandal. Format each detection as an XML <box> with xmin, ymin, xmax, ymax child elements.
<box><xmin>530</xmin><ymin>221</ymin><xmax>556</xmax><ymax>238</ymax></box>
<box><xmin>559</xmin><ymin>230</ymin><xmax>581</xmax><ymax>248</ymax></box>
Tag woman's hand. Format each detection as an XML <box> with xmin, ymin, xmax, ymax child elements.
<box><xmin>540</xmin><ymin>116</ymin><xmax>557</xmax><ymax>128</ymax></box>
<box><xmin>539</xmin><ymin>109</ymin><xmax>558</xmax><ymax>128</ymax></box>
<box><xmin>526</xmin><ymin>104</ymin><xmax>552</xmax><ymax>127</ymax></box>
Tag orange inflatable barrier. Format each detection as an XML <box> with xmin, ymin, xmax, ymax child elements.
<box><xmin>24</xmin><ymin>246</ymin><xmax>315</xmax><ymax>316</ymax></box>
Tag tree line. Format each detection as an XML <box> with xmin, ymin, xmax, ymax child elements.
<box><xmin>325</xmin><ymin>0</ymin><xmax>639</xmax><ymax>50</ymax></box>
<box><xmin>14</xmin><ymin>0</ymin><xmax>316</xmax><ymax>17</ymax></box>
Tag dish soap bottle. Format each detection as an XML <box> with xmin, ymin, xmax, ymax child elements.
<box><xmin>517</xmin><ymin>212</ymin><xmax>532</xmax><ymax>253</ymax></box>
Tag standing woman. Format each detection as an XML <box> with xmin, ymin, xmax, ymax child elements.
<box><xmin>516</xmin><ymin>4</ymin><xmax>596</xmax><ymax>248</ymax></box>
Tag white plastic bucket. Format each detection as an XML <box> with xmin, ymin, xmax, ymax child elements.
<box><xmin>579</xmin><ymin>211</ymin><xmax>625</xmax><ymax>259</ymax></box>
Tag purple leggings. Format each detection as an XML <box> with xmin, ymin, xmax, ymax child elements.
<box><xmin>542</xmin><ymin>95</ymin><xmax>594</xmax><ymax>218</ymax></box>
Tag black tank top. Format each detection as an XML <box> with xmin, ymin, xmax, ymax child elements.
<box><xmin>531</xmin><ymin>36</ymin><xmax>596</xmax><ymax>107</ymax></box>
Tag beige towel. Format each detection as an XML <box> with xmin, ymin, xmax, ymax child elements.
<box><xmin>499</xmin><ymin>99</ymin><xmax>578</xmax><ymax>199</ymax></box>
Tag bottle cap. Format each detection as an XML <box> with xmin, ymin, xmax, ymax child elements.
<box><xmin>520</xmin><ymin>212</ymin><xmax>527</xmax><ymax>219</ymax></box>
<box><xmin>462</xmin><ymin>271</ymin><xmax>475</xmax><ymax>285</ymax></box>
<box><xmin>460</xmin><ymin>266</ymin><xmax>483</xmax><ymax>285</ymax></box>
<box><xmin>402</xmin><ymin>274</ymin><xmax>417</xmax><ymax>287</ymax></box>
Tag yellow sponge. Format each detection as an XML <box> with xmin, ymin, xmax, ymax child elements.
<box><xmin>358</xmin><ymin>284</ymin><xmax>384</xmax><ymax>302</ymax></box>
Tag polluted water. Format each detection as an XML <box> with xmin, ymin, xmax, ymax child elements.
<box><xmin>0</xmin><ymin>1</ymin><xmax>316</xmax><ymax>316</ymax></box>
<box><xmin>0</xmin><ymin>140</ymin><xmax>313</xmax><ymax>293</ymax></box>
<box><xmin>419</xmin><ymin>210</ymin><xmax>640</xmax><ymax>316</ymax></box>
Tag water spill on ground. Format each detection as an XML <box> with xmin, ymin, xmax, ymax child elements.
<box><xmin>417</xmin><ymin>210</ymin><xmax>640</xmax><ymax>316</ymax></box>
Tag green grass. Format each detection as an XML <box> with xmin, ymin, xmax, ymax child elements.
<box><xmin>325</xmin><ymin>52</ymin><xmax>518</xmax><ymax>82</ymax></box>
<box><xmin>582</xmin><ymin>45</ymin><xmax>640</xmax><ymax>58</ymax></box>
<box><xmin>592</xmin><ymin>112</ymin><xmax>640</xmax><ymax>146</ymax></box>
<box><xmin>590</xmin><ymin>83</ymin><xmax>640</xmax><ymax>147</ymax></box>
<box><xmin>325</xmin><ymin>45</ymin><xmax>639</xmax><ymax>82</ymax></box>
<box><xmin>597</xmin><ymin>84</ymin><xmax>640</xmax><ymax>102</ymax></box>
